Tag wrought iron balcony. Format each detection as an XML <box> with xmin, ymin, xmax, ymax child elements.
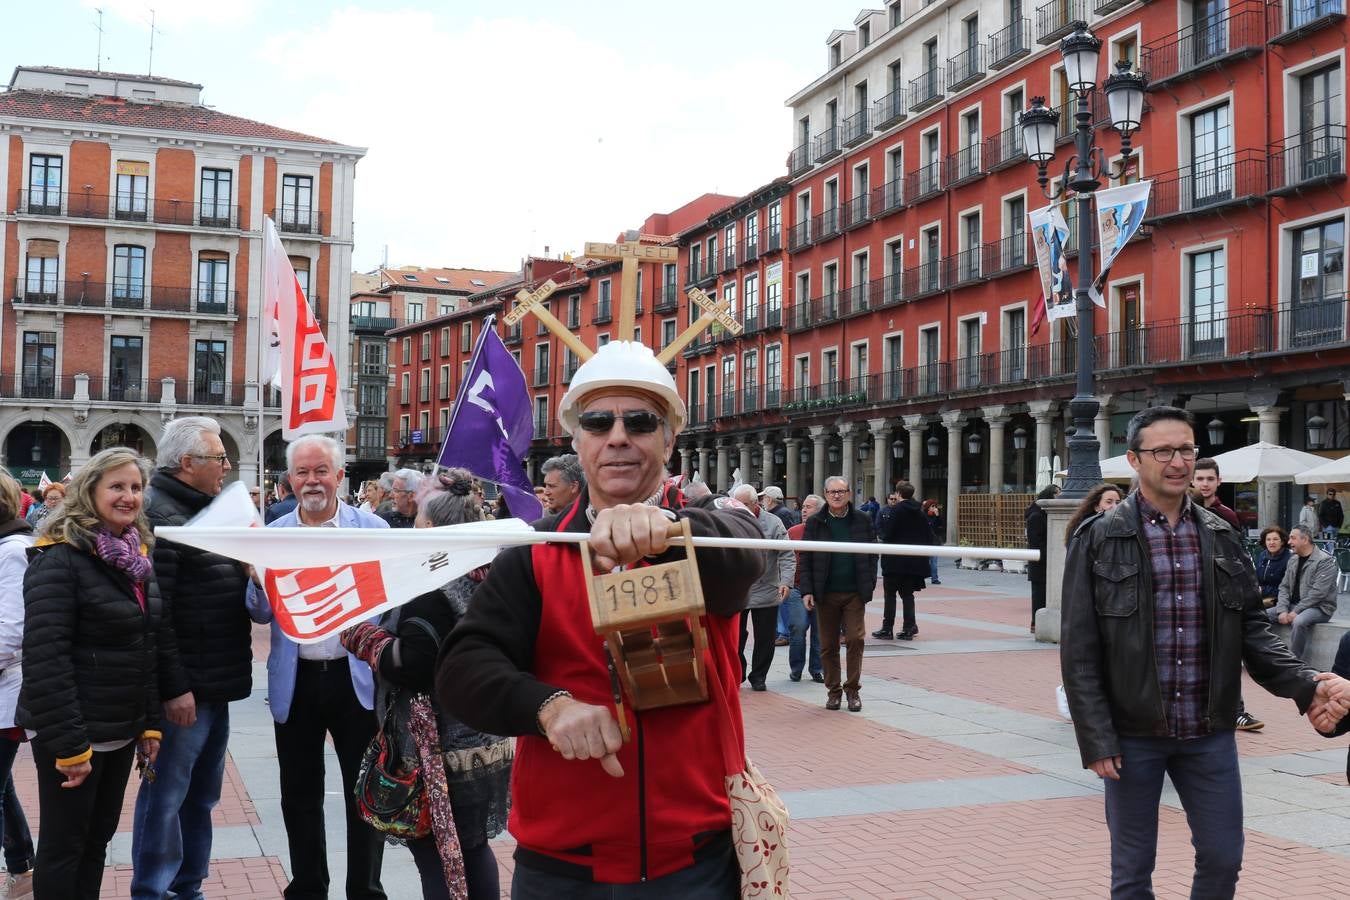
<box><xmin>350</xmin><ymin>314</ymin><xmax>399</xmax><ymax>333</ymax></box>
<box><xmin>842</xmin><ymin>109</ymin><xmax>871</xmax><ymax>147</ymax></box>
<box><xmin>870</xmin><ymin>178</ymin><xmax>905</xmax><ymax>216</ymax></box>
<box><xmin>872</xmin><ymin>87</ymin><xmax>907</xmax><ymax>131</ymax></box>
<box><xmin>1268</xmin><ymin>0</ymin><xmax>1345</xmax><ymax>44</ymax></box>
<box><xmin>813</xmin><ymin>127</ymin><xmax>842</xmax><ymax>163</ymax></box>
<box><xmin>880</xmin><ymin>272</ymin><xmax>906</xmax><ymax>308</ymax></box>
<box><xmin>271</xmin><ymin>206</ymin><xmax>324</xmax><ymax>235</ymax></box>
<box><xmin>719</xmin><ymin>246</ymin><xmax>738</xmax><ymax>273</ymax></box>
<box><xmin>786</xmin><ymin>300</ymin><xmax>813</xmax><ymax>333</ymax></box>
<box><xmin>984</xmin><ymin>123</ymin><xmax>1027</xmax><ymax>172</ymax></box>
<box><xmin>983</xmin><ymin>233</ymin><xmax>1034</xmax><ymax>278</ymax></box>
<box><xmin>16</xmin><ymin>190</ymin><xmax>241</xmax><ymax>228</ymax></box>
<box><xmin>592</xmin><ymin>300</ymin><xmax>612</xmax><ymax>324</ymax></box>
<box><xmin>10</xmin><ymin>278</ymin><xmax>237</xmax><ymax>315</ymax></box>
<box><xmin>841</xmin><ymin>194</ymin><xmax>871</xmax><ymax>231</ymax></box>
<box><xmin>763</xmin><ymin>230</ymin><xmax>783</xmax><ymax>253</ymax></box>
<box><xmin>840</xmin><ymin>279</ymin><xmax>881</xmax><ymax>317</ymax></box>
<box><xmin>787</xmin><ymin>220</ymin><xmax>813</xmax><ymax>252</ymax></box>
<box><xmin>740</xmin><ymin>234</ymin><xmax>761</xmax><ymax>264</ymax></box>
<box><xmin>813</xmin><ymin>208</ymin><xmax>841</xmax><ymax>242</ymax></box>
<box><xmin>1095</xmin><ymin>0</ymin><xmax>1134</xmax><ymax>15</ymax></box>
<box><xmin>903</xmin><ymin>261</ymin><xmax>945</xmax><ymax>298</ymax></box>
<box><xmin>944</xmin><ymin>144</ymin><xmax>984</xmax><ymax>187</ymax></box>
<box><xmin>1035</xmin><ymin>0</ymin><xmax>1090</xmax><ymax>44</ymax></box>
<box><xmin>1267</xmin><ymin>125</ymin><xmax>1346</xmax><ymax>195</ymax></box>
<box><xmin>812</xmin><ymin>291</ymin><xmax>841</xmax><ymax>322</ymax></box>
<box><xmin>1145</xmin><ymin>150</ymin><xmax>1267</xmax><ymax>222</ymax></box>
<box><xmin>989</xmin><ymin>19</ymin><xmax>1032</xmax><ymax>69</ymax></box>
<box><xmin>948</xmin><ymin>247</ymin><xmax>983</xmax><ymax>286</ymax></box>
<box><xmin>904</xmin><ymin>162</ymin><xmax>944</xmax><ymax>204</ymax></box>
<box><xmin>1141</xmin><ymin>0</ymin><xmax>1265</xmax><ymax>89</ymax></box>
<box><xmin>765</xmin><ymin>305</ymin><xmax>783</xmax><ymax>330</ymax></box>
<box><xmin>503</xmin><ymin>323</ymin><xmax>523</xmax><ymax>344</ymax></box>
<box><xmin>789</xmin><ymin>142</ymin><xmax>811</xmax><ymax>176</ymax></box>
<box><xmin>908</xmin><ymin>70</ymin><xmax>944</xmax><ymax>113</ymax></box>
<box><xmin>947</xmin><ymin>44</ymin><xmax>986</xmax><ymax>92</ymax></box>
<box><xmin>654</xmin><ymin>284</ymin><xmax>680</xmax><ymax>313</ymax></box>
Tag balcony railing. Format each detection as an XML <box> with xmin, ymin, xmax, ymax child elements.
<box><xmin>654</xmin><ymin>284</ymin><xmax>680</xmax><ymax>313</ymax></box>
<box><xmin>561</xmin><ymin>359</ymin><xmax>581</xmax><ymax>382</ymax></box>
<box><xmin>813</xmin><ymin>127</ymin><xmax>842</xmax><ymax>163</ymax></box>
<box><xmin>766</xmin><ymin>305</ymin><xmax>783</xmax><ymax>329</ymax></box>
<box><xmin>842</xmin><ymin>109</ymin><xmax>871</xmax><ymax>147</ymax></box>
<box><xmin>789</xmin><ymin>142</ymin><xmax>812</xmax><ymax>176</ymax></box>
<box><xmin>947</xmin><ymin>44</ymin><xmax>986</xmax><ymax>92</ymax></box>
<box><xmin>989</xmin><ymin>19</ymin><xmax>1032</xmax><ymax>69</ymax></box>
<box><xmin>1141</xmin><ymin>0</ymin><xmax>1265</xmax><ymax>88</ymax></box>
<box><xmin>873</xmin><ymin>87</ymin><xmax>907</xmax><ymax>132</ymax></box>
<box><xmin>871</xmin><ymin>178</ymin><xmax>905</xmax><ymax>216</ymax></box>
<box><xmin>1145</xmin><ymin>150</ymin><xmax>1267</xmax><ymax>221</ymax></box>
<box><xmin>985</xmin><ymin>122</ymin><xmax>1027</xmax><ymax>172</ymax></box>
<box><xmin>740</xmin><ymin>235</ymin><xmax>761</xmax><ymax>264</ymax></box>
<box><xmin>1036</xmin><ymin>0</ymin><xmax>1090</xmax><ymax>44</ymax></box>
<box><xmin>271</xmin><ymin>206</ymin><xmax>324</xmax><ymax>235</ymax></box>
<box><xmin>786</xmin><ymin>300</ymin><xmax>813</xmax><ymax>332</ymax></box>
<box><xmin>841</xmin><ymin>279</ymin><xmax>882</xmax><ymax>317</ymax></box>
<box><xmin>1095</xmin><ymin>0</ymin><xmax>1135</xmax><ymax>15</ymax></box>
<box><xmin>788</xmin><ymin>220</ymin><xmax>813</xmax><ymax>252</ymax></box>
<box><xmin>532</xmin><ymin>367</ymin><xmax>550</xmax><ymax>387</ymax></box>
<box><xmin>984</xmin><ymin>233</ymin><xmax>1033</xmax><ymax>277</ymax></box>
<box><xmin>719</xmin><ymin>246</ymin><xmax>738</xmax><ymax>273</ymax></box>
<box><xmin>905</xmin><ymin>162</ymin><xmax>944</xmax><ymax>204</ymax></box>
<box><xmin>10</xmin><ymin>278</ymin><xmax>238</xmax><ymax>315</ymax></box>
<box><xmin>764</xmin><ymin>230</ymin><xmax>783</xmax><ymax>253</ymax></box>
<box><xmin>945</xmin><ymin>144</ymin><xmax>984</xmax><ymax>187</ymax></box>
<box><xmin>814</xmin><ymin>207</ymin><xmax>841</xmax><ymax>242</ymax></box>
<box><xmin>842</xmin><ymin>194</ymin><xmax>871</xmax><ymax>230</ymax></box>
<box><xmin>1267</xmin><ymin>125</ymin><xmax>1346</xmax><ymax>194</ymax></box>
<box><xmin>350</xmin><ymin>314</ymin><xmax>398</xmax><ymax>332</ymax></box>
<box><xmin>16</xmin><ymin>190</ymin><xmax>241</xmax><ymax>228</ymax></box>
<box><xmin>1268</xmin><ymin>0</ymin><xmax>1345</xmax><ymax>43</ymax></box>
<box><xmin>719</xmin><ymin>390</ymin><xmax>739</xmax><ymax>418</ymax></box>
<box><xmin>782</xmin><ymin>377</ymin><xmax>874</xmax><ymax>414</ymax></box>
<box><xmin>903</xmin><ymin>260</ymin><xmax>945</xmax><ymax>298</ymax></box>
<box><xmin>592</xmin><ymin>301</ymin><xmax>612</xmax><ymax>324</ymax></box>
<box><xmin>880</xmin><ymin>272</ymin><xmax>906</xmax><ymax>307</ymax></box>
<box><xmin>908</xmin><ymin>70</ymin><xmax>944</xmax><ymax>113</ymax></box>
<box><xmin>949</xmin><ymin>247</ymin><xmax>983</xmax><ymax>286</ymax></box>
<box><xmin>503</xmin><ymin>324</ymin><xmax>523</xmax><ymax>344</ymax></box>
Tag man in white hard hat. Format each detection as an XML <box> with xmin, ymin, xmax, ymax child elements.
<box><xmin>437</xmin><ymin>341</ymin><xmax>765</xmax><ymax>896</ymax></box>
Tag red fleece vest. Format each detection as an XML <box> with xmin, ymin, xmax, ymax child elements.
<box><xmin>508</xmin><ymin>505</ymin><xmax>745</xmax><ymax>883</ymax></box>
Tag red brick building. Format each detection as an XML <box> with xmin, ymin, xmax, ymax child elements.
<box><xmin>0</xmin><ymin>65</ymin><xmax>363</xmax><ymax>489</ymax></box>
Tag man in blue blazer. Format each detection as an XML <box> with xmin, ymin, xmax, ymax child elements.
<box><xmin>246</xmin><ymin>434</ymin><xmax>388</xmax><ymax>900</ymax></box>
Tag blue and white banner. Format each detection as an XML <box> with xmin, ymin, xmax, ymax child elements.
<box><xmin>1028</xmin><ymin>204</ymin><xmax>1074</xmax><ymax>322</ymax></box>
<box><xmin>1093</xmin><ymin>180</ymin><xmax>1151</xmax><ymax>284</ymax></box>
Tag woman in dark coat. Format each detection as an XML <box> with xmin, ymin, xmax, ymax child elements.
<box><xmin>874</xmin><ymin>483</ymin><xmax>933</xmax><ymax>640</ymax></box>
<box><xmin>19</xmin><ymin>448</ymin><xmax>166</xmax><ymax>900</ymax></box>
<box><xmin>1025</xmin><ymin>484</ymin><xmax>1060</xmax><ymax>634</ymax></box>
<box><xmin>1255</xmin><ymin>525</ymin><xmax>1292</xmax><ymax>608</ymax></box>
<box><xmin>342</xmin><ymin>468</ymin><xmax>511</xmax><ymax>900</ymax></box>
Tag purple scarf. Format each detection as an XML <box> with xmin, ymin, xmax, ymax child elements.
<box><xmin>94</xmin><ymin>526</ymin><xmax>153</xmax><ymax>586</ymax></box>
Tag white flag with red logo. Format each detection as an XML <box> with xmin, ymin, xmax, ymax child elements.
<box><xmin>263</xmin><ymin>217</ymin><xmax>347</xmax><ymax>439</ymax></box>
<box><xmin>37</xmin><ymin>471</ymin><xmax>52</xmax><ymax>492</ymax></box>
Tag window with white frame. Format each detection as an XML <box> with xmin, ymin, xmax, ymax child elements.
<box><xmin>1187</xmin><ymin>247</ymin><xmax>1227</xmax><ymax>356</ymax></box>
<box><xmin>743</xmin><ymin>274</ymin><xmax>759</xmax><ymax>319</ymax></box>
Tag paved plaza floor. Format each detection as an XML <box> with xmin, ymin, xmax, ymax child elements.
<box><xmin>8</xmin><ymin>559</ymin><xmax>1350</xmax><ymax>898</ymax></box>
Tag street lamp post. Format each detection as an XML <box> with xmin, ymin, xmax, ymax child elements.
<box><xmin>1020</xmin><ymin>22</ymin><xmax>1147</xmax><ymax>499</ymax></box>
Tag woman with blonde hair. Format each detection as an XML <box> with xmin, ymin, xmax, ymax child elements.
<box><xmin>18</xmin><ymin>448</ymin><xmax>169</xmax><ymax>899</ymax></box>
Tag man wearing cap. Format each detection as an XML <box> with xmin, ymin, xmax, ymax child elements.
<box><xmin>759</xmin><ymin>485</ymin><xmax>799</xmax><ymax>529</ymax></box>
<box><xmin>437</xmin><ymin>341</ymin><xmax>765</xmax><ymax>895</ymax></box>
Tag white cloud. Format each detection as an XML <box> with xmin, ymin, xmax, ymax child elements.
<box><xmin>259</xmin><ymin>8</ymin><xmax>797</xmax><ymax>271</ymax></box>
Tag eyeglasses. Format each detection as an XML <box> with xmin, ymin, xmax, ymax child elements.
<box><xmin>825</xmin><ymin>489</ymin><xmax>849</xmax><ymax>495</ymax></box>
<box><xmin>577</xmin><ymin>410</ymin><xmax>665</xmax><ymax>435</ymax></box>
<box><xmin>192</xmin><ymin>454</ymin><xmax>230</xmax><ymax>465</ymax></box>
<box><xmin>1134</xmin><ymin>445</ymin><xmax>1199</xmax><ymax>463</ymax></box>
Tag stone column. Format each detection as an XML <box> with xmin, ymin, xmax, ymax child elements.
<box><xmin>1035</xmin><ymin>497</ymin><xmax>1080</xmax><ymax>643</ymax></box>
<box><xmin>1029</xmin><ymin>400</ymin><xmax>1059</xmax><ymax>487</ymax></box>
<box><xmin>869</xmin><ymin>418</ymin><xmax>893</xmax><ymax>502</ymax></box>
<box><xmin>904</xmin><ymin>415</ymin><xmax>926</xmax><ymax>499</ymax></box>
<box><xmin>679</xmin><ymin>445</ymin><xmax>693</xmax><ymax>480</ymax></box>
<box><xmin>715</xmin><ymin>442</ymin><xmax>731</xmax><ymax>492</ymax></box>
<box><xmin>1252</xmin><ymin>404</ymin><xmax>1284</xmax><ymax>530</ymax></box>
<box><xmin>761</xmin><ymin>434</ymin><xmax>777</xmax><ymax>489</ymax></box>
<box><xmin>696</xmin><ymin>444</ymin><xmax>711</xmax><ymax>484</ymax></box>
<box><xmin>840</xmin><ymin>426</ymin><xmax>858</xmax><ymax>498</ymax></box>
<box><xmin>1094</xmin><ymin>394</ymin><xmax>1114</xmax><ymax>460</ymax></box>
<box><xmin>941</xmin><ymin>410</ymin><xmax>966</xmax><ymax>545</ymax></box>
<box><xmin>738</xmin><ymin>442</ymin><xmax>753</xmax><ymax>488</ymax></box>
<box><xmin>810</xmin><ymin>425</ymin><xmax>831</xmax><ymax>496</ymax></box>
<box><xmin>982</xmin><ymin>406</ymin><xmax>1008</xmax><ymax>494</ymax></box>
<box><xmin>784</xmin><ymin>436</ymin><xmax>802</xmax><ymax>501</ymax></box>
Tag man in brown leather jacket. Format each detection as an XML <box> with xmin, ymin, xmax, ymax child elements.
<box><xmin>1061</xmin><ymin>405</ymin><xmax>1350</xmax><ymax>899</ymax></box>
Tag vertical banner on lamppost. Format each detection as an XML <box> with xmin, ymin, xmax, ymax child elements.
<box><xmin>1093</xmin><ymin>180</ymin><xmax>1151</xmax><ymax>286</ymax></box>
<box><xmin>1028</xmin><ymin>204</ymin><xmax>1075</xmax><ymax>322</ymax></box>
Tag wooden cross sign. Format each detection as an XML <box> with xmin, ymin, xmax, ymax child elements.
<box><xmin>503</xmin><ymin>277</ymin><xmax>594</xmax><ymax>363</ymax></box>
<box><xmin>580</xmin><ymin>518</ymin><xmax>709</xmax><ymax>738</ymax></box>
<box><xmin>655</xmin><ymin>287</ymin><xmax>745</xmax><ymax>365</ymax></box>
<box><xmin>583</xmin><ymin>241</ymin><xmax>679</xmax><ymax>341</ymax></box>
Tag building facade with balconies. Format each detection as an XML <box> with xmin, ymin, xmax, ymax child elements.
<box><xmin>0</xmin><ymin>64</ymin><xmax>364</xmax><ymax>489</ymax></box>
<box><xmin>680</xmin><ymin>0</ymin><xmax>1350</xmax><ymax>540</ymax></box>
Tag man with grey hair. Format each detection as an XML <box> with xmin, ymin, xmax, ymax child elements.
<box><xmin>683</xmin><ymin>478</ymin><xmax>712</xmax><ymax>501</ymax></box>
<box><xmin>731</xmin><ymin>484</ymin><xmax>795</xmax><ymax>690</ymax></box>
<box><xmin>379</xmin><ymin>467</ymin><xmax>423</xmax><ymax>528</ymax></box>
<box><xmin>1270</xmin><ymin>525</ymin><xmax>1339</xmax><ymax>659</ymax></box>
<box><xmin>541</xmin><ymin>453</ymin><xmax>585</xmax><ymax>515</ymax></box>
<box><xmin>246</xmin><ymin>434</ymin><xmax>389</xmax><ymax>899</ymax></box>
<box><xmin>785</xmin><ymin>495</ymin><xmax>826</xmax><ymax>682</ymax></box>
<box><xmin>133</xmin><ymin>416</ymin><xmax>251</xmax><ymax>899</ymax></box>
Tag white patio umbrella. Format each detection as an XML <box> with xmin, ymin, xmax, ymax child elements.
<box><xmin>1294</xmin><ymin>453</ymin><xmax>1350</xmax><ymax>485</ymax></box>
<box><xmin>1054</xmin><ymin>453</ymin><xmax>1134</xmax><ymax>481</ymax></box>
<box><xmin>1210</xmin><ymin>441</ymin><xmax>1330</xmax><ymax>484</ymax></box>
<box><xmin>1035</xmin><ymin>456</ymin><xmax>1052</xmax><ymax>491</ymax></box>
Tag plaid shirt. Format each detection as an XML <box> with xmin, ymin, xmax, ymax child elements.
<box><xmin>1138</xmin><ymin>492</ymin><xmax>1209</xmax><ymax>739</ymax></box>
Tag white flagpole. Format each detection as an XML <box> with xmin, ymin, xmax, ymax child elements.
<box><xmin>256</xmin><ymin>217</ymin><xmax>270</xmax><ymax>514</ymax></box>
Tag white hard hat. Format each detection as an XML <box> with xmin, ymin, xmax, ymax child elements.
<box><xmin>558</xmin><ymin>341</ymin><xmax>687</xmax><ymax>436</ymax></box>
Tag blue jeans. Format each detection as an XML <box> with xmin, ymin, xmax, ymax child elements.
<box><xmin>1104</xmin><ymin>731</ymin><xmax>1244</xmax><ymax>899</ymax></box>
<box><xmin>781</xmin><ymin>589</ymin><xmax>822</xmax><ymax>677</ymax></box>
<box><xmin>929</xmin><ymin>557</ymin><xmax>939</xmax><ymax>581</ymax></box>
<box><xmin>776</xmin><ymin>603</ymin><xmax>790</xmax><ymax>640</ymax></box>
<box><xmin>0</xmin><ymin>737</ymin><xmax>33</xmax><ymax>874</ymax></box>
<box><xmin>131</xmin><ymin>699</ymin><xmax>232</xmax><ymax>900</ymax></box>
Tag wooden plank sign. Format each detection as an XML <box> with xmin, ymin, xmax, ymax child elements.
<box><xmin>502</xmin><ymin>278</ymin><xmax>559</xmax><ymax>327</ymax></box>
<box><xmin>687</xmin><ymin>286</ymin><xmax>743</xmax><ymax>335</ymax></box>
<box><xmin>583</xmin><ymin>242</ymin><xmax>679</xmax><ymax>263</ymax></box>
<box><xmin>587</xmin><ymin>558</ymin><xmax>704</xmax><ymax>632</ymax></box>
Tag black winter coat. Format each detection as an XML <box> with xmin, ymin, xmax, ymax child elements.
<box><xmin>798</xmin><ymin>505</ymin><xmax>878</xmax><ymax>600</ymax></box>
<box><xmin>1025</xmin><ymin>502</ymin><xmax>1048</xmax><ymax>585</ymax></box>
<box><xmin>145</xmin><ymin>472</ymin><xmax>253</xmax><ymax>703</ymax></box>
<box><xmin>18</xmin><ymin>540</ymin><xmax>166</xmax><ymax>761</ymax></box>
<box><xmin>878</xmin><ymin>499</ymin><xmax>934</xmax><ymax>577</ymax></box>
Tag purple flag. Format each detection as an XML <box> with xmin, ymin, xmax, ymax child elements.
<box><xmin>437</xmin><ymin>315</ymin><xmax>543</xmax><ymax>521</ymax></box>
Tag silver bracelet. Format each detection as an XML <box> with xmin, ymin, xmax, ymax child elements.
<box><xmin>536</xmin><ymin>689</ymin><xmax>572</xmax><ymax>736</ymax></box>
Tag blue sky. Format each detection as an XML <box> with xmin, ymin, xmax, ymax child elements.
<box><xmin>2</xmin><ymin>1</ymin><xmax>855</xmax><ymax>271</ymax></box>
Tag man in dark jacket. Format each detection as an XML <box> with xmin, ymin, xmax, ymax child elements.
<box><xmin>131</xmin><ymin>416</ymin><xmax>252</xmax><ymax>900</ymax></box>
<box><xmin>799</xmin><ymin>475</ymin><xmax>877</xmax><ymax>712</ymax></box>
<box><xmin>1062</xmin><ymin>406</ymin><xmax>1349</xmax><ymax>898</ymax></box>
<box><xmin>1320</xmin><ymin>488</ymin><xmax>1345</xmax><ymax>540</ymax></box>
<box><xmin>874</xmin><ymin>482</ymin><xmax>932</xmax><ymax>640</ymax></box>
<box><xmin>759</xmin><ymin>485</ymin><xmax>800</xmax><ymax>529</ymax></box>
<box><xmin>1025</xmin><ymin>484</ymin><xmax>1058</xmax><ymax>633</ymax></box>
<box><xmin>264</xmin><ymin>473</ymin><xmax>296</xmax><ymax>523</ymax></box>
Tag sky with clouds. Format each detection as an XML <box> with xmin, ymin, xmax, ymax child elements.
<box><xmin>1</xmin><ymin>1</ymin><xmax>853</xmax><ymax>272</ymax></box>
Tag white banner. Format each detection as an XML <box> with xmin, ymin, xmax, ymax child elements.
<box><xmin>1028</xmin><ymin>203</ymin><xmax>1074</xmax><ymax>322</ymax></box>
<box><xmin>1094</xmin><ymin>180</ymin><xmax>1151</xmax><ymax>279</ymax></box>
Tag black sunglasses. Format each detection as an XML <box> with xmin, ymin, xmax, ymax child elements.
<box><xmin>577</xmin><ymin>410</ymin><xmax>665</xmax><ymax>435</ymax></box>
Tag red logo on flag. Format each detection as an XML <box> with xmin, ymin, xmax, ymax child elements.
<box><xmin>287</xmin><ymin>282</ymin><xmax>341</xmax><ymax>430</ymax></box>
<box><xmin>266</xmin><ymin>563</ymin><xmax>388</xmax><ymax>641</ymax></box>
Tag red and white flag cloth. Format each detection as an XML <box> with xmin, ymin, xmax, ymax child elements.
<box><xmin>37</xmin><ymin>471</ymin><xmax>52</xmax><ymax>492</ymax></box>
<box><xmin>263</xmin><ymin>216</ymin><xmax>347</xmax><ymax>439</ymax></box>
